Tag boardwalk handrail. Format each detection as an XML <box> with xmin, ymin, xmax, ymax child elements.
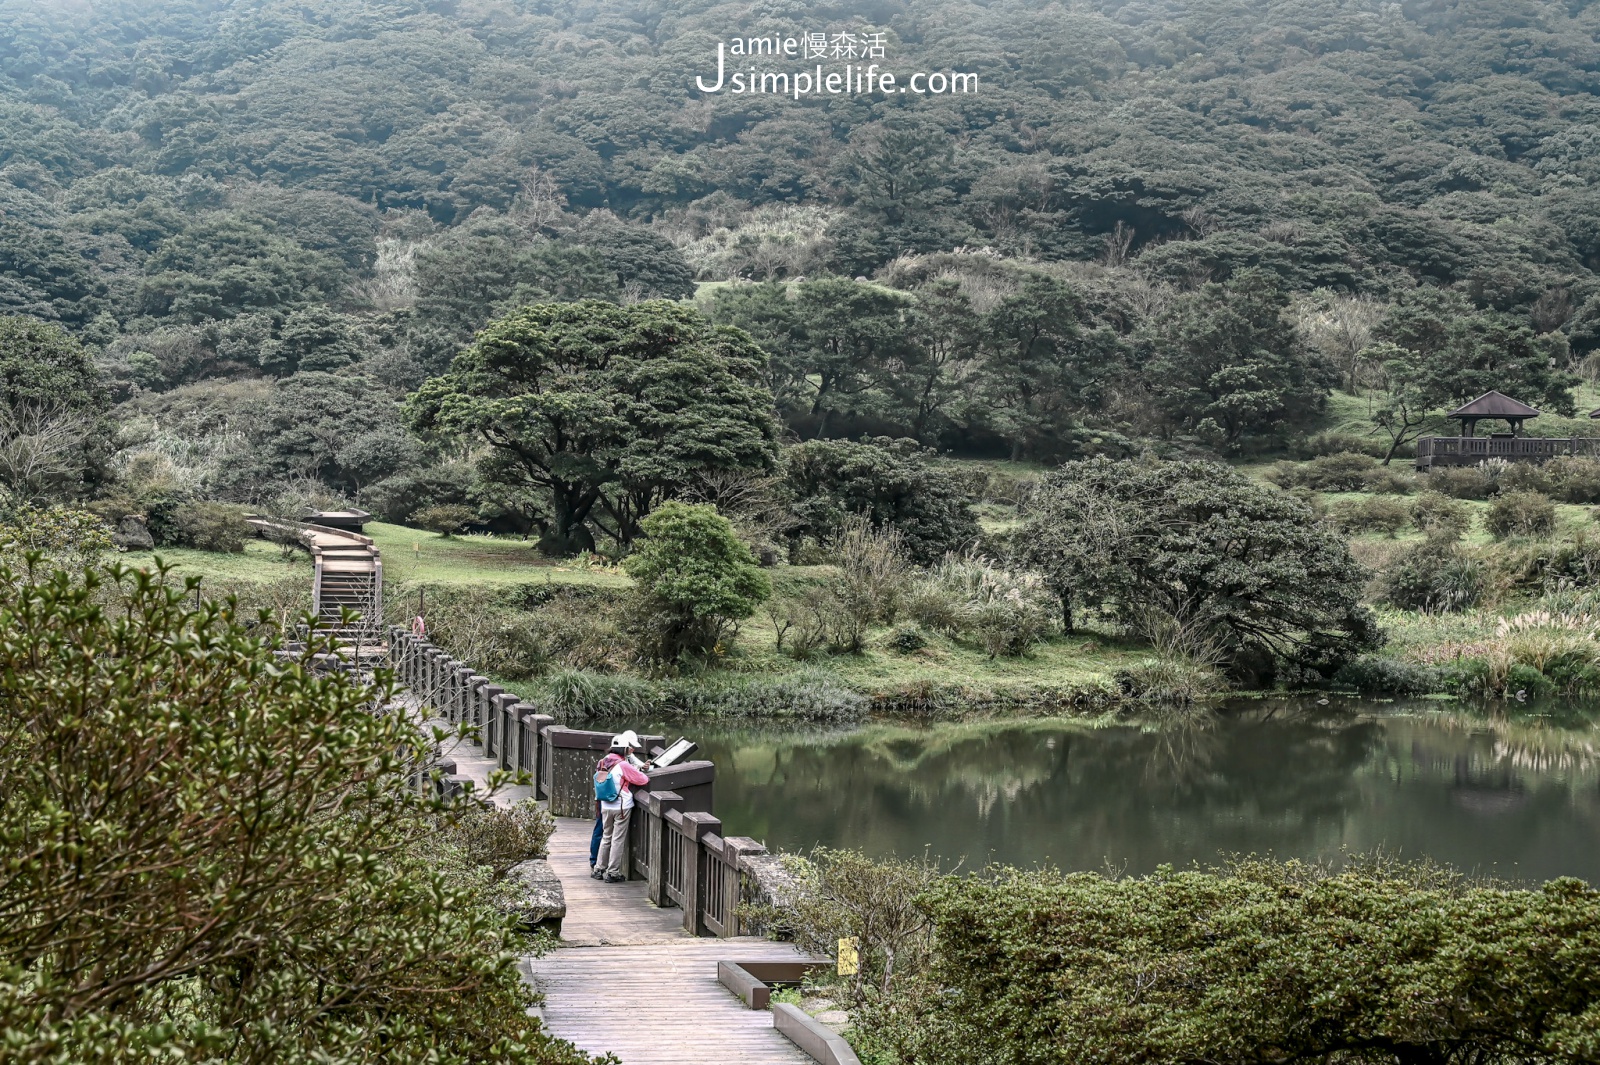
<box><xmin>386</xmin><ymin>624</ymin><xmax>780</xmax><ymax>939</ymax></box>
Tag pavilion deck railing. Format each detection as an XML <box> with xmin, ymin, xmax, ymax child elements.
<box><xmin>1416</xmin><ymin>435</ymin><xmax>1600</xmax><ymax>468</ymax></box>
<box><xmin>386</xmin><ymin>625</ymin><xmax>776</xmax><ymax>938</ymax></box>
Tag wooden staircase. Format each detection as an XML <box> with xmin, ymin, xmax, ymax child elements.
<box><xmin>245</xmin><ymin>516</ymin><xmax>384</xmax><ymax>654</ymax></box>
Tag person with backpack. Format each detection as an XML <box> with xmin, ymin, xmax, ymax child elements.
<box><xmin>593</xmin><ymin>733</ymin><xmax>650</xmax><ymax>883</ymax></box>
<box><xmin>590</xmin><ymin>730</ymin><xmax>646</xmax><ymax>875</ymax></box>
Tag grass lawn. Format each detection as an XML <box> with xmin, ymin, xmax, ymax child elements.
<box><xmin>366</xmin><ymin>523</ymin><xmax>630</xmax><ymax>589</ymax></box>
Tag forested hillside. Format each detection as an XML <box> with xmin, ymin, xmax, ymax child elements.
<box><xmin>4</xmin><ymin>0</ymin><xmax>1600</xmax><ymax>510</ymax></box>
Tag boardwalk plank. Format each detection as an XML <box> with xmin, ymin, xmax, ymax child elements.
<box><xmin>526</xmin><ymin>816</ymin><xmax>817</xmax><ymax>1065</ymax></box>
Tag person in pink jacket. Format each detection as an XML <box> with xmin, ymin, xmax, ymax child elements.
<box><xmin>593</xmin><ymin>734</ymin><xmax>650</xmax><ymax>883</ymax></box>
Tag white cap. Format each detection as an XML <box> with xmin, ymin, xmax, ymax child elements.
<box><xmin>612</xmin><ymin>730</ymin><xmax>641</xmax><ymax>749</ymax></box>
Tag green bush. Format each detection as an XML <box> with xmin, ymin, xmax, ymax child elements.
<box><xmin>1265</xmin><ymin>451</ymin><xmax>1374</xmax><ymax>491</ymax></box>
<box><xmin>442</xmin><ymin>798</ymin><xmax>556</xmax><ymax>878</ymax></box>
<box><xmin>1379</xmin><ymin>542</ymin><xmax>1486</xmax><ymax>612</ymax></box>
<box><xmin>1330</xmin><ymin>494</ymin><xmax>1409</xmax><ymax>535</ymax></box>
<box><xmin>1546</xmin><ymin>455</ymin><xmax>1600</xmax><ymax>504</ymax></box>
<box><xmin>414</xmin><ymin>503</ymin><xmax>477</xmax><ymax>537</ymax></box>
<box><xmin>1425</xmin><ymin>465</ymin><xmax>1497</xmax><ymax>499</ymax></box>
<box><xmin>1492</xmin><ymin>459</ymin><xmax>1550</xmax><ymax>494</ymax></box>
<box><xmin>1485</xmin><ymin>489</ymin><xmax>1557</xmax><ymax>539</ymax></box>
<box><xmin>1410</xmin><ymin>491</ymin><xmax>1473</xmax><ymax>541</ymax></box>
<box><xmin>1331</xmin><ymin>655</ymin><xmax>1452</xmax><ymax>695</ymax></box>
<box><xmin>874</xmin><ymin>859</ymin><xmax>1600</xmax><ymax>1065</ymax></box>
<box><xmin>886</xmin><ymin>624</ymin><xmax>928</xmax><ymax>653</ymax></box>
<box><xmin>168</xmin><ymin>501</ymin><xmax>250</xmax><ymax>553</ymax></box>
<box><xmin>907</xmin><ymin>555</ymin><xmax>1056</xmax><ymax>658</ymax></box>
<box><xmin>0</xmin><ymin>564</ymin><xmax>588</xmax><ymax>1065</ymax></box>
<box><xmin>623</xmin><ymin>502</ymin><xmax>771</xmax><ymax>661</ymax></box>
<box><xmin>784</xmin><ymin>437</ymin><xmax>981</xmax><ymax>565</ymax></box>
<box><xmin>1289</xmin><ymin>433</ymin><xmax>1393</xmax><ymax>460</ymax></box>
<box><xmin>1359</xmin><ymin>464</ymin><xmax>1416</xmax><ymax>494</ymax></box>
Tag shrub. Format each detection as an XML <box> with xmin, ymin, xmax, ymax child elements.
<box><xmin>414</xmin><ymin>503</ymin><xmax>477</xmax><ymax>537</ymax></box>
<box><xmin>1426</xmin><ymin>465</ymin><xmax>1496</xmax><ymax>499</ymax></box>
<box><xmin>0</xmin><ymin>564</ymin><xmax>587</xmax><ymax>1065</ymax></box>
<box><xmin>1290</xmin><ymin>432</ymin><xmax>1392</xmax><ymax>459</ymax></box>
<box><xmin>908</xmin><ymin>555</ymin><xmax>1056</xmax><ymax>658</ymax></box>
<box><xmin>623</xmin><ymin>502</ymin><xmax>771</xmax><ymax>661</ymax></box>
<box><xmin>1331</xmin><ymin>655</ymin><xmax>1452</xmax><ymax>694</ymax></box>
<box><xmin>754</xmin><ymin>848</ymin><xmax>942</xmax><ymax>1011</ymax></box>
<box><xmin>1485</xmin><ymin>489</ymin><xmax>1557</xmax><ymax>539</ymax></box>
<box><xmin>1546</xmin><ymin>455</ymin><xmax>1600</xmax><ymax>504</ymax></box>
<box><xmin>1265</xmin><ymin>451</ymin><xmax>1374</xmax><ymax>491</ymax></box>
<box><xmin>881</xmin><ymin>859</ymin><xmax>1600</xmax><ymax>1065</ymax></box>
<box><xmin>443</xmin><ymin>799</ymin><xmax>556</xmax><ymax>878</ymax></box>
<box><xmin>1410</xmin><ymin>491</ymin><xmax>1473</xmax><ymax>541</ymax></box>
<box><xmin>887</xmin><ymin>624</ymin><xmax>927</xmax><ymax>653</ymax></box>
<box><xmin>167</xmin><ymin>501</ymin><xmax>250</xmax><ymax>553</ymax></box>
<box><xmin>1492</xmin><ymin>459</ymin><xmax>1550</xmax><ymax>494</ymax></box>
<box><xmin>1331</xmin><ymin>495</ymin><xmax>1409</xmax><ymax>536</ymax></box>
<box><xmin>537</xmin><ymin>669</ymin><xmax>654</xmax><ymax>721</ymax></box>
<box><xmin>1360</xmin><ymin>464</ymin><xmax>1416</xmax><ymax>494</ymax></box>
<box><xmin>1379</xmin><ymin>542</ymin><xmax>1486</xmax><ymax>613</ymax></box>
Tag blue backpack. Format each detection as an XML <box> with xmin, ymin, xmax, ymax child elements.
<box><xmin>594</xmin><ymin>762</ymin><xmax>621</xmax><ymax>803</ymax></box>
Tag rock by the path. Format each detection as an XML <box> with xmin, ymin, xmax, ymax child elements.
<box><xmin>112</xmin><ymin>515</ymin><xmax>154</xmax><ymax>551</ymax></box>
<box><xmin>503</xmin><ymin>858</ymin><xmax>566</xmax><ymax>934</ymax></box>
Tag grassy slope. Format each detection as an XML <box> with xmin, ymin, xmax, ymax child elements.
<box><xmin>157</xmin><ymin>518</ymin><xmax>1141</xmax><ymax>696</ymax></box>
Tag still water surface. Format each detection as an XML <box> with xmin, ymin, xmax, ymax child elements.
<box><xmin>639</xmin><ymin>698</ymin><xmax>1600</xmax><ymax>884</ymax></box>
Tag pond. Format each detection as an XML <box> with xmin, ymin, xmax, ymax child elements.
<box><xmin>629</xmin><ymin>697</ymin><xmax>1600</xmax><ymax>884</ymax></box>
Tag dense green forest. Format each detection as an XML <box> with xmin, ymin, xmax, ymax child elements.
<box><xmin>6</xmin><ymin>0</ymin><xmax>1600</xmax><ymax>510</ymax></box>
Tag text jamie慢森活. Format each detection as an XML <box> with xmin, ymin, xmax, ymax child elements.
<box><xmin>693</xmin><ymin>32</ymin><xmax>977</xmax><ymax>97</ymax></box>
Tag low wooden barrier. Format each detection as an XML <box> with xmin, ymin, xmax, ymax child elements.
<box><xmin>385</xmin><ymin>625</ymin><xmax>787</xmax><ymax>938</ymax></box>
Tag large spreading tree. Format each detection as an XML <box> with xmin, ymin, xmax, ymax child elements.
<box><xmin>406</xmin><ymin>300</ymin><xmax>779</xmax><ymax>554</ymax></box>
<box><xmin>1019</xmin><ymin>457</ymin><xmax>1378</xmax><ymax>677</ymax></box>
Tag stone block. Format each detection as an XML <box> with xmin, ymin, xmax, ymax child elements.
<box><xmin>503</xmin><ymin>858</ymin><xmax>566</xmax><ymax>935</ymax></box>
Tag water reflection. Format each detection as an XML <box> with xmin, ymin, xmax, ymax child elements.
<box><xmin>633</xmin><ymin>698</ymin><xmax>1600</xmax><ymax>885</ymax></box>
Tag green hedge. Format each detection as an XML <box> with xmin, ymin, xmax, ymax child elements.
<box><xmin>872</xmin><ymin>860</ymin><xmax>1600</xmax><ymax>1065</ymax></box>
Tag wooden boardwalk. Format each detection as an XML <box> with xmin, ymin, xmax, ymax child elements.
<box><xmin>526</xmin><ymin>816</ymin><xmax>813</xmax><ymax>1065</ymax></box>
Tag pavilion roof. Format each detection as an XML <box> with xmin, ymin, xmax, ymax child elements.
<box><xmin>1447</xmin><ymin>391</ymin><xmax>1542</xmax><ymax>420</ymax></box>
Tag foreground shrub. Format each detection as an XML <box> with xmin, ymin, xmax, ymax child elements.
<box><xmin>443</xmin><ymin>798</ymin><xmax>557</xmax><ymax>878</ymax></box>
<box><xmin>1486</xmin><ymin>489</ymin><xmax>1558</xmax><ymax>539</ymax></box>
<box><xmin>869</xmin><ymin>858</ymin><xmax>1600</xmax><ymax>1065</ymax></box>
<box><xmin>0</xmin><ymin>564</ymin><xmax>588</xmax><ymax>1065</ymax></box>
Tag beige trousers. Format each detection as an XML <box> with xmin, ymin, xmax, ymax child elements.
<box><xmin>596</xmin><ymin>807</ymin><xmax>631</xmax><ymax>878</ymax></box>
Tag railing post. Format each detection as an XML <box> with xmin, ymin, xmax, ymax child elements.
<box><xmin>724</xmin><ymin>837</ymin><xmax>766</xmax><ymax>936</ymax></box>
<box><xmin>679</xmin><ymin>811</ymin><xmax>720</xmax><ymax>936</ymax></box>
<box><xmin>646</xmin><ymin>791</ymin><xmax>684</xmax><ymax>905</ymax></box>
<box><xmin>468</xmin><ymin>676</ymin><xmax>490</xmax><ymax>730</ymax></box>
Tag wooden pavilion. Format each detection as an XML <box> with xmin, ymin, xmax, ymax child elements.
<box><xmin>1415</xmin><ymin>390</ymin><xmax>1600</xmax><ymax>469</ymax></box>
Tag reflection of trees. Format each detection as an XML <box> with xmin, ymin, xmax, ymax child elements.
<box><xmin>697</xmin><ymin>707</ymin><xmax>1385</xmax><ymax>874</ymax></box>
<box><xmin>692</xmin><ymin>702</ymin><xmax>1600</xmax><ymax>883</ymax></box>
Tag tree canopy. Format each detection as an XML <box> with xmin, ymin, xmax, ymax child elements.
<box><xmin>406</xmin><ymin>300</ymin><xmax>778</xmax><ymax>553</ymax></box>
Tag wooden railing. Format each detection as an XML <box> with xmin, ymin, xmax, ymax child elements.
<box><xmin>1416</xmin><ymin>435</ymin><xmax>1600</xmax><ymax>468</ymax></box>
<box><xmin>385</xmin><ymin>625</ymin><xmax>776</xmax><ymax>938</ymax></box>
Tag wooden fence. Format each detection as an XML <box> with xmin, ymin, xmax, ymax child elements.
<box><xmin>387</xmin><ymin>626</ymin><xmax>778</xmax><ymax>937</ymax></box>
<box><xmin>1416</xmin><ymin>435</ymin><xmax>1600</xmax><ymax>469</ymax></box>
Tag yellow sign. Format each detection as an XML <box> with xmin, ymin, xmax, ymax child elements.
<box><xmin>837</xmin><ymin>936</ymin><xmax>859</xmax><ymax>976</ymax></box>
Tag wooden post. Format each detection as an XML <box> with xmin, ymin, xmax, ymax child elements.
<box><xmin>644</xmin><ymin>791</ymin><xmax>683</xmax><ymax>905</ymax></box>
<box><xmin>679</xmin><ymin>811</ymin><xmax>720</xmax><ymax>936</ymax></box>
<box><xmin>723</xmin><ymin>837</ymin><xmax>766</xmax><ymax>937</ymax></box>
<box><xmin>468</xmin><ymin>676</ymin><xmax>490</xmax><ymax>729</ymax></box>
